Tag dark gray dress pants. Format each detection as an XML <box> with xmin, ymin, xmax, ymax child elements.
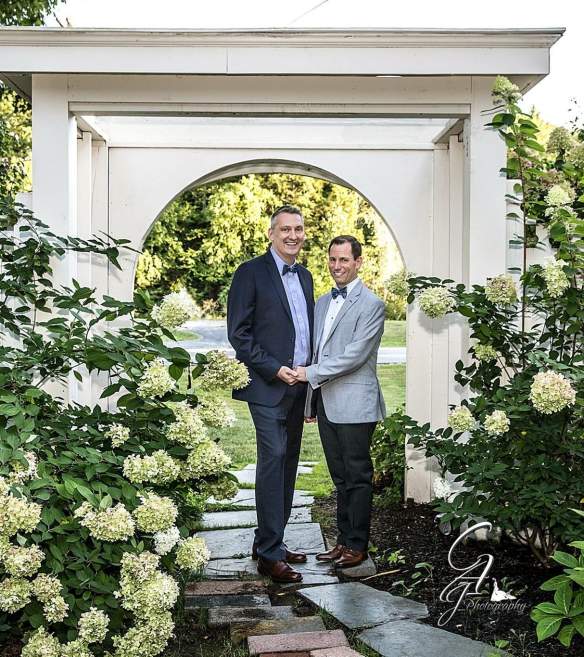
<box><xmin>248</xmin><ymin>383</ymin><xmax>306</xmax><ymax>561</ymax></box>
<box><xmin>317</xmin><ymin>393</ymin><xmax>377</xmax><ymax>552</ymax></box>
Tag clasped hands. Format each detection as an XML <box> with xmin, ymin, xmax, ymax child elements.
<box><xmin>276</xmin><ymin>365</ymin><xmax>308</xmax><ymax>385</ymax></box>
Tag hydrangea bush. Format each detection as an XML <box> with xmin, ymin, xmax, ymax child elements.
<box><xmin>394</xmin><ymin>77</ymin><xmax>584</xmax><ymax>566</ymax></box>
<box><xmin>0</xmin><ymin>202</ymin><xmax>248</xmax><ymax>655</ymax></box>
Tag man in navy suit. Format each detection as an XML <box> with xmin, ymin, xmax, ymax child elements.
<box><xmin>227</xmin><ymin>205</ymin><xmax>314</xmax><ymax>583</ymax></box>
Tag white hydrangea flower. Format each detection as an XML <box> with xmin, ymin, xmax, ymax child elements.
<box><xmin>119</xmin><ymin>551</ymin><xmax>160</xmax><ymax>585</ymax></box>
<box><xmin>121</xmin><ymin>571</ymin><xmax>179</xmax><ymax>620</ymax></box>
<box><xmin>447</xmin><ymin>406</ymin><xmax>475</xmax><ymax>433</ymax></box>
<box><xmin>43</xmin><ymin>594</ymin><xmax>69</xmax><ymax>623</ymax></box>
<box><xmin>122</xmin><ymin>450</ymin><xmax>181</xmax><ymax>485</ymax></box>
<box><xmin>203</xmin><ymin>475</ymin><xmax>239</xmax><ymax>502</ymax></box>
<box><xmin>76</xmin><ymin>503</ymin><xmax>135</xmax><ymax>542</ymax></box>
<box><xmin>473</xmin><ymin>344</ymin><xmax>498</xmax><ymax>362</ymax></box>
<box><xmin>133</xmin><ymin>493</ymin><xmax>178</xmax><ymax>533</ymax></box>
<box><xmin>182</xmin><ymin>441</ymin><xmax>231</xmax><ymax>480</ymax></box>
<box><xmin>1</xmin><ymin>544</ymin><xmax>44</xmax><ymax>578</ymax></box>
<box><xmin>21</xmin><ymin>627</ymin><xmax>61</xmax><ymax>657</ymax></box>
<box><xmin>530</xmin><ymin>371</ymin><xmax>576</xmax><ymax>414</ymax></box>
<box><xmin>151</xmin><ymin>288</ymin><xmax>200</xmax><ymax>330</ymax></box>
<box><xmin>137</xmin><ymin>358</ymin><xmax>175</xmax><ymax>398</ymax></box>
<box><xmin>542</xmin><ymin>259</ymin><xmax>570</xmax><ymax>298</ymax></box>
<box><xmin>111</xmin><ymin>612</ymin><xmax>174</xmax><ymax>657</ymax></box>
<box><xmin>175</xmin><ymin>536</ymin><xmax>210</xmax><ymax>572</ymax></box>
<box><xmin>0</xmin><ymin>494</ymin><xmax>41</xmax><ymax>537</ymax></box>
<box><xmin>153</xmin><ymin>526</ymin><xmax>181</xmax><ymax>556</ymax></box>
<box><xmin>485</xmin><ymin>274</ymin><xmax>518</xmax><ymax>306</ymax></box>
<box><xmin>418</xmin><ymin>287</ymin><xmax>455</xmax><ymax>319</ymax></box>
<box><xmin>0</xmin><ymin>577</ymin><xmax>32</xmax><ymax>613</ymax></box>
<box><xmin>492</xmin><ymin>76</ymin><xmax>521</xmax><ymax>102</ymax></box>
<box><xmin>433</xmin><ymin>477</ymin><xmax>454</xmax><ymax>501</ymax></box>
<box><xmin>198</xmin><ymin>350</ymin><xmax>250</xmax><ymax>391</ymax></box>
<box><xmin>386</xmin><ymin>269</ymin><xmax>411</xmax><ymax>297</ymax></box>
<box><xmin>197</xmin><ymin>397</ymin><xmax>236</xmax><ymax>429</ymax></box>
<box><xmin>7</xmin><ymin>451</ymin><xmax>38</xmax><ymax>485</ymax></box>
<box><xmin>106</xmin><ymin>423</ymin><xmax>131</xmax><ymax>448</ymax></box>
<box><xmin>78</xmin><ymin>606</ymin><xmax>110</xmax><ymax>644</ymax></box>
<box><xmin>546</xmin><ymin>184</ymin><xmax>575</xmax><ymax>208</ymax></box>
<box><xmin>31</xmin><ymin>574</ymin><xmax>62</xmax><ymax>602</ymax></box>
<box><xmin>61</xmin><ymin>640</ymin><xmax>93</xmax><ymax>657</ymax></box>
<box><xmin>484</xmin><ymin>410</ymin><xmax>510</xmax><ymax>436</ymax></box>
<box><xmin>166</xmin><ymin>402</ymin><xmax>208</xmax><ymax>448</ymax></box>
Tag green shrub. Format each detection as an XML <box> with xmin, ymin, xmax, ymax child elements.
<box><xmin>371</xmin><ymin>409</ymin><xmax>408</xmax><ymax>506</ymax></box>
<box><xmin>0</xmin><ymin>200</ymin><xmax>245</xmax><ymax>656</ymax></box>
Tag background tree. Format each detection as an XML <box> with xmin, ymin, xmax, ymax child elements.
<box><xmin>0</xmin><ymin>0</ymin><xmax>63</xmax><ymax>26</ymax></box>
<box><xmin>136</xmin><ymin>173</ymin><xmax>396</xmax><ymax>313</ymax></box>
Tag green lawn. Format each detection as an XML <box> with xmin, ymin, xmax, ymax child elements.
<box><xmin>380</xmin><ymin>320</ymin><xmax>406</xmax><ymax>348</ymax></box>
<box><xmin>208</xmin><ymin>364</ymin><xmax>406</xmax><ymax>497</ymax></box>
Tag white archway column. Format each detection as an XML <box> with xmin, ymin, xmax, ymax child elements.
<box><xmin>32</xmin><ymin>74</ymin><xmax>79</xmax><ymax>402</ymax></box>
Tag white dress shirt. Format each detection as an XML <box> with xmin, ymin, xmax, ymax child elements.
<box><xmin>318</xmin><ymin>277</ymin><xmax>360</xmax><ymax>361</ymax></box>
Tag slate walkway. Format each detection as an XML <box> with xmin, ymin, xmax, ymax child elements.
<box><xmin>186</xmin><ymin>465</ymin><xmax>506</xmax><ymax>657</ymax></box>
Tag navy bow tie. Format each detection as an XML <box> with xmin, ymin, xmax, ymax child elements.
<box><xmin>282</xmin><ymin>263</ymin><xmax>298</xmax><ymax>275</ymax></box>
<box><xmin>331</xmin><ymin>286</ymin><xmax>348</xmax><ymax>299</ymax></box>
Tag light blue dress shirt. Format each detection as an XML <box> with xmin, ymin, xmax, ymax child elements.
<box><xmin>270</xmin><ymin>247</ymin><xmax>310</xmax><ymax>368</ymax></box>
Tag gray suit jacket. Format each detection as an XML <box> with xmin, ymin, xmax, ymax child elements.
<box><xmin>304</xmin><ymin>279</ymin><xmax>386</xmax><ymax>424</ymax></box>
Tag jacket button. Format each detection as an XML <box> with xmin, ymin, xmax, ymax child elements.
<box><xmin>288</xmin><ymin>358</ymin><xmax>293</xmax><ymax>364</ymax></box>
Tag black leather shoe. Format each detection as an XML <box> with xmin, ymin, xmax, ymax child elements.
<box><xmin>257</xmin><ymin>557</ymin><xmax>303</xmax><ymax>583</ymax></box>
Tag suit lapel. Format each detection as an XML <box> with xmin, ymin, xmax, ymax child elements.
<box><xmin>263</xmin><ymin>251</ymin><xmax>293</xmax><ymax>322</ymax></box>
<box><xmin>322</xmin><ymin>280</ymin><xmax>363</xmax><ymax>349</ymax></box>
<box><xmin>298</xmin><ymin>267</ymin><xmax>314</xmax><ymax>343</ymax></box>
<box><xmin>314</xmin><ymin>295</ymin><xmax>332</xmax><ymax>359</ymax></box>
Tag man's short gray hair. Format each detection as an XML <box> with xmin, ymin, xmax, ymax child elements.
<box><xmin>270</xmin><ymin>204</ymin><xmax>303</xmax><ymax>229</ymax></box>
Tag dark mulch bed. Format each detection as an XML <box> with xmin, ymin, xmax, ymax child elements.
<box><xmin>314</xmin><ymin>493</ymin><xmax>583</xmax><ymax>657</ymax></box>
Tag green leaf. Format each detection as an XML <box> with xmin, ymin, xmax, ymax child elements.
<box><xmin>557</xmin><ymin>624</ymin><xmax>575</xmax><ymax>647</ymax></box>
<box><xmin>554</xmin><ymin>583</ymin><xmax>573</xmax><ymax>615</ymax></box>
<box><xmin>536</xmin><ymin>616</ymin><xmax>563</xmax><ymax>641</ymax></box>
<box><xmin>552</xmin><ymin>551</ymin><xmax>579</xmax><ymax>569</ymax></box>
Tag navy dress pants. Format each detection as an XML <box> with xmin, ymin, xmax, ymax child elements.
<box><xmin>248</xmin><ymin>383</ymin><xmax>306</xmax><ymax>561</ymax></box>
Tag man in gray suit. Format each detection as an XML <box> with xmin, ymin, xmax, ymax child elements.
<box><xmin>294</xmin><ymin>235</ymin><xmax>385</xmax><ymax>568</ymax></box>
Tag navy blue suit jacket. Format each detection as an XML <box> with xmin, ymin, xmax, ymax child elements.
<box><xmin>227</xmin><ymin>250</ymin><xmax>314</xmax><ymax>406</ymax></box>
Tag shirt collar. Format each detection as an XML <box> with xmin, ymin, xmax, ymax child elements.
<box><xmin>334</xmin><ymin>277</ymin><xmax>360</xmax><ymax>298</ymax></box>
<box><xmin>270</xmin><ymin>246</ymin><xmax>296</xmax><ymax>276</ymax></box>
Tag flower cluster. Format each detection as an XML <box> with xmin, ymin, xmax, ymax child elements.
<box><xmin>546</xmin><ymin>127</ymin><xmax>573</xmax><ymax>154</ymax></box>
<box><xmin>0</xmin><ymin>480</ymin><xmax>41</xmax><ymax>537</ymax></box>
<box><xmin>1</xmin><ymin>544</ymin><xmax>44</xmax><ymax>578</ymax></box>
<box><xmin>123</xmin><ymin>450</ymin><xmax>181</xmax><ymax>485</ymax></box>
<box><xmin>21</xmin><ymin>627</ymin><xmax>61</xmax><ymax>657</ymax></box>
<box><xmin>448</xmin><ymin>406</ymin><xmax>475</xmax><ymax>433</ymax></box>
<box><xmin>386</xmin><ymin>269</ymin><xmax>411</xmax><ymax>297</ymax></box>
<box><xmin>541</xmin><ymin>259</ymin><xmax>570</xmax><ymax>298</ymax></box>
<box><xmin>529</xmin><ymin>371</ymin><xmax>576</xmax><ymax>415</ymax></box>
<box><xmin>492</xmin><ymin>75</ymin><xmax>521</xmax><ymax>103</ymax></box>
<box><xmin>433</xmin><ymin>477</ymin><xmax>455</xmax><ymax>501</ymax></box>
<box><xmin>7</xmin><ymin>451</ymin><xmax>38</xmax><ymax>485</ymax></box>
<box><xmin>485</xmin><ymin>274</ymin><xmax>517</xmax><ymax>306</ymax></box>
<box><xmin>31</xmin><ymin>573</ymin><xmax>68</xmax><ymax>623</ymax></box>
<box><xmin>153</xmin><ymin>526</ymin><xmax>181</xmax><ymax>556</ymax></box>
<box><xmin>182</xmin><ymin>441</ymin><xmax>231</xmax><ymax>480</ymax></box>
<box><xmin>197</xmin><ymin>397</ymin><xmax>236</xmax><ymax>429</ymax></box>
<box><xmin>78</xmin><ymin>606</ymin><xmax>110</xmax><ymax>644</ymax></box>
<box><xmin>151</xmin><ymin>288</ymin><xmax>200</xmax><ymax>330</ymax></box>
<box><xmin>568</xmin><ymin>142</ymin><xmax>584</xmax><ymax>168</ymax></box>
<box><xmin>111</xmin><ymin>611</ymin><xmax>174</xmax><ymax>657</ymax></box>
<box><xmin>418</xmin><ymin>287</ymin><xmax>455</xmax><ymax>319</ymax></box>
<box><xmin>75</xmin><ymin>502</ymin><xmax>135</xmax><ymax>542</ymax></box>
<box><xmin>473</xmin><ymin>344</ymin><xmax>498</xmax><ymax>362</ymax></box>
<box><xmin>175</xmin><ymin>536</ymin><xmax>210</xmax><ymax>572</ymax></box>
<box><xmin>545</xmin><ymin>184</ymin><xmax>575</xmax><ymax>208</ymax></box>
<box><xmin>203</xmin><ymin>474</ymin><xmax>239</xmax><ymax>502</ymax></box>
<box><xmin>133</xmin><ymin>493</ymin><xmax>178</xmax><ymax>533</ymax></box>
<box><xmin>198</xmin><ymin>350</ymin><xmax>250</xmax><ymax>391</ymax></box>
<box><xmin>484</xmin><ymin>410</ymin><xmax>510</xmax><ymax>436</ymax></box>
<box><xmin>106</xmin><ymin>423</ymin><xmax>131</xmax><ymax>448</ymax></box>
<box><xmin>166</xmin><ymin>402</ymin><xmax>208</xmax><ymax>448</ymax></box>
<box><xmin>0</xmin><ymin>577</ymin><xmax>31</xmax><ymax>613</ymax></box>
<box><xmin>137</xmin><ymin>358</ymin><xmax>175</xmax><ymax>398</ymax></box>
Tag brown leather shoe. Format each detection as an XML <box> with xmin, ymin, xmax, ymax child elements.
<box><xmin>335</xmin><ymin>547</ymin><xmax>367</xmax><ymax>568</ymax></box>
<box><xmin>257</xmin><ymin>557</ymin><xmax>303</xmax><ymax>583</ymax></box>
<box><xmin>251</xmin><ymin>544</ymin><xmax>307</xmax><ymax>564</ymax></box>
<box><xmin>316</xmin><ymin>544</ymin><xmax>345</xmax><ymax>562</ymax></box>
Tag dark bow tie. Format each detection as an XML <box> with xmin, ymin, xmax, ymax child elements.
<box><xmin>331</xmin><ymin>286</ymin><xmax>348</xmax><ymax>299</ymax></box>
<box><xmin>282</xmin><ymin>263</ymin><xmax>298</xmax><ymax>275</ymax></box>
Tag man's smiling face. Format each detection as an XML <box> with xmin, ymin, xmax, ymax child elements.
<box><xmin>268</xmin><ymin>212</ymin><xmax>305</xmax><ymax>264</ymax></box>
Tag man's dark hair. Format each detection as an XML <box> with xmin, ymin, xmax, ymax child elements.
<box><xmin>328</xmin><ymin>235</ymin><xmax>362</xmax><ymax>259</ymax></box>
<box><xmin>270</xmin><ymin>204</ymin><xmax>303</xmax><ymax>229</ymax></box>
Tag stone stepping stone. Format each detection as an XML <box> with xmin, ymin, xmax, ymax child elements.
<box><xmin>185</xmin><ymin>593</ymin><xmax>271</xmax><ymax>609</ymax></box>
<box><xmin>185</xmin><ymin>580</ymin><xmax>267</xmax><ymax>596</ymax></box>
<box><xmin>198</xmin><ymin>523</ymin><xmax>326</xmax><ymax>559</ymax></box>
<box><xmin>298</xmin><ymin>582</ymin><xmax>428</xmax><ymax>630</ymax></box>
<box><xmin>233</xmin><ymin>464</ymin><xmax>313</xmax><ymax>484</ymax></box>
<box><xmin>205</xmin><ymin>554</ymin><xmax>339</xmax><ymax>586</ymax></box>
<box><xmin>357</xmin><ymin>620</ymin><xmax>508</xmax><ymax>657</ymax></box>
<box><xmin>338</xmin><ymin>556</ymin><xmax>376</xmax><ymax>579</ymax></box>
<box><xmin>231</xmin><ymin>615</ymin><xmax>326</xmax><ymax>644</ymax></box>
<box><xmin>310</xmin><ymin>648</ymin><xmax>364</xmax><ymax>657</ymax></box>
<box><xmin>248</xmin><ymin>629</ymin><xmax>348</xmax><ymax>655</ymax></box>
<box><xmin>200</xmin><ymin>506</ymin><xmax>311</xmax><ymax>529</ymax></box>
<box><xmin>209</xmin><ymin>488</ymin><xmax>314</xmax><ymax>509</ymax></box>
<box><xmin>260</xmin><ymin>653</ymin><xmax>311</xmax><ymax>657</ymax></box>
<box><xmin>208</xmin><ymin>605</ymin><xmax>296</xmax><ymax>629</ymax></box>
